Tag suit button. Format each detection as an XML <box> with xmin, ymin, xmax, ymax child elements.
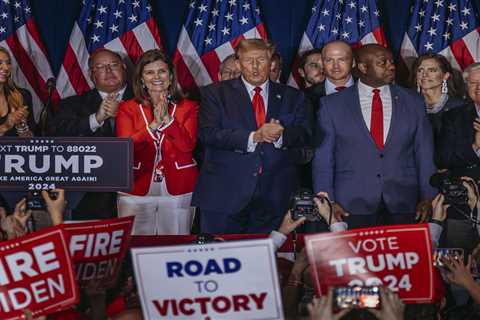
<box><xmin>253</xmin><ymin>172</ymin><xmax>258</xmax><ymax>177</ymax></box>
<box><xmin>260</xmin><ymin>151</ymin><xmax>264</xmax><ymax>155</ymax></box>
<box><xmin>379</xmin><ymin>154</ymin><xmax>384</xmax><ymax>158</ymax></box>
<box><xmin>377</xmin><ymin>174</ymin><xmax>381</xmax><ymax>178</ymax></box>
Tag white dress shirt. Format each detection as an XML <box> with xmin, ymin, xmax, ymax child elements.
<box><xmin>324</xmin><ymin>76</ymin><xmax>355</xmax><ymax>96</ymax></box>
<box><xmin>357</xmin><ymin>79</ymin><xmax>392</xmax><ymax>144</ymax></box>
<box><xmin>89</xmin><ymin>86</ymin><xmax>127</xmax><ymax>132</ymax></box>
<box><xmin>241</xmin><ymin>77</ymin><xmax>282</xmax><ymax>152</ymax></box>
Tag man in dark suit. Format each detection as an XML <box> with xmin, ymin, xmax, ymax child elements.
<box><xmin>53</xmin><ymin>49</ymin><xmax>132</xmax><ymax>220</ymax></box>
<box><xmin>192</xmin><ymin>39</ymin><xmax>309</xmax><ymax>234</ymax></box>
<box><xmin>313</xmin><ymin>44</ymin><xmax>436</xmax><ymax>228</ymax></box>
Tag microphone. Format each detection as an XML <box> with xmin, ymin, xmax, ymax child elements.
<box><xmin>46</xmin><ymin>77</ymin><xmax>56</xmax><ymax>96</ymax></box>
<box><xmin>39</xmin><ymin>77</ymin><xmax>56</xmax><ymax>136</ymax></box>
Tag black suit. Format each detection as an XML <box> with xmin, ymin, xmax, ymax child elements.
<box><xmin>52</xmin><ymin>87</ymin><xmax>133</xmax><ymax>220</ymax></box>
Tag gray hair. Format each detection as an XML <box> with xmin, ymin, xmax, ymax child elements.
<box><xmin>463</xmin><ymin>62</ymin><xmax>480</xmax><ymax>82</ymax></box>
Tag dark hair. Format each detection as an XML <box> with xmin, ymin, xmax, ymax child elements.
<box><xmin>271</xmin><ymin>51</ymin><xmax>283</xmax><ymax>68</ymax></box>
<box><xmin>132</xmin><ymin>49</ymin><xmax>183</xmax><ymax>104</ymax></box>
<box><xmin>298</xmin><ymin>48</ymin><xmax>322</xmax><ymax>70</ymax></box>
<box><xmin>410</xmin><ymin>53</ymin><xmax>465</xmax><ymax>98</ymax></box>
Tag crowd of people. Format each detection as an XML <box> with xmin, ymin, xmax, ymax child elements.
<box><xmin>1</xmin><ymin>36</ymin><xmax>480</xmax><ymax>319</ymax></box>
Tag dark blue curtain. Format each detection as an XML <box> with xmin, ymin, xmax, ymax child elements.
<box><xmin>30</xmin><ymin>0</ymin><xmax>480</xmax><ymax>82</ymax></box>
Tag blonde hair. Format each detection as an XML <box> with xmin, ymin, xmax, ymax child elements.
<box><xmin>0</xmin><ymin>47</ymin><xmax>24</xmax><ymax>112</ymax></box>
<box><xmin>235</xmin><ymin>39</ymin><xmax>275</xmax><ymax>59</ymax></box>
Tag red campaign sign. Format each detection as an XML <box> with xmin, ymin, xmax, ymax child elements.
<box><xmin>305</xmin><ymin>224</ymin><xmax>434</xmax><ymax>303</ymax></box>
<box><xmin>0</xmin><ymin>227</ymin><xmax>79</xmax><ymax>320</ymax></box>
<box><xmin>63</xmin><ymin>216</ymin><xmax>134</xmax><ymax>289</ymax></box>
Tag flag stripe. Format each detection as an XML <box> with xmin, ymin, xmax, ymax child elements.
<box><xmin>450</xmin><ymin>38</ymin><xmax>475</xmax><ymax>70</ymax></box>
<box><xmin>173</xmin><ymin>49</ymin><xmax>198</xmax><ymax>91</ymax></box>
<box><xmin>200</xmin><ymin>50</ymin><xmax>222</xmax><ymax>83</ymax></box>
<box><xmin>146</xmin><ymin>17</ymin><xmax>163</xmax><ymax>49</ymax></box>
<box><xmin>62</xmin><ymin>44</ymin><xmax>91</xmax><ymax>97</ymax></box>
<box><xmin>120</xmin><ymin>30</ymin><xmax>144</xmax><ymax>64</ymax></box>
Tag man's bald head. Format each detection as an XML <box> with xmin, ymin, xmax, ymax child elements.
<box><xmin>355</xmin><ymin>44</ymin><xmax>395</xmax><ymax>87</ymax></box>
<box><xmin>321</xmin><ymin>40</ymin><xmax>354</xmax><ymax>85</ymax></box>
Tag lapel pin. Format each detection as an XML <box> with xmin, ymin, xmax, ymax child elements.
<box><xmin>394</xmin><ymin>95</ymin><xmax>399</xmax><ymax>100</ymax></box>
<box><xmin>276</xmin><ymin>94</ymin><xmax>281</xmax><ymax>99</ymax></box>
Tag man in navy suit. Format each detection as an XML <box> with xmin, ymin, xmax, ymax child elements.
<box><xmin>192</xmin><ymin>39</ymin><xmax>309</xmax><ymax>234</ymax></box>
<box><xmin>313</xmin><ymin>44</ymin><xmax>436</xmax><ymax>228</ymax></box>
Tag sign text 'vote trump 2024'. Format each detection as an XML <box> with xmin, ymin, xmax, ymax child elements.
<box><xmin>0</xmin><ymin>137</ymin><xmax>132</xmax><ymax>191</ymax></box>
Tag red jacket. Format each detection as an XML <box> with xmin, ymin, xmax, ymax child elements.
<box><xmin>116</xmin><ymin>98</ymin><xmax>199</xmax><ymax>196</ymax></box>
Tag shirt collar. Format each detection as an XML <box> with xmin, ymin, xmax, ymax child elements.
<box><xmin>357</xmin><ymin>79</ymin><xmax>389</xmax><ymax>95</ymax></box>
<box><xmin>325</xmin><ymin>76</ymin><xmax>354</xmax><ymax>92</ymax></box>
<box><xmin>241</xmin><ymin>76</ymin><xmax>269</xmax><ymax>96</ymax></box>
<box><xmin>97</xmin><ymin>86</ymin><xmax>127</xmax><ymax>101</ymax></box>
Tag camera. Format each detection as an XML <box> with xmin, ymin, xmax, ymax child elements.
<box><xmin>26</xmin><ymin>190</ymin><xmax>58</xmax><ymax>210</ymax></box>
<box><xmin>433</xmin><ymin>248</ymin><xmax>464</xmax><ymax>268</ymax></box>
<box><xmin>290</xmin><ymin>189</ymin><xmax>323</xmax><ymax>222</ymax></box>
<box><xmin>333</xmin><ymin>286</ymin><xmax>381</xmax><ymax>309</ymax></box>
<box><xmin>430</xmin><ymin>172</ymin><xmax>469</xmax><ymax>206</ymax></box>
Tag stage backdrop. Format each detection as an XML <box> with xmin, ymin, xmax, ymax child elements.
<box><xmin>29</xmin><ymin>0</ymin><xmax>480</xmax><ymax>83</ymax></box>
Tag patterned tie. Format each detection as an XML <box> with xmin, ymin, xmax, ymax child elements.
<box><xmin>252</xmin><ymin>87</ymin><xmax>266</xmax><ymax>128</ymax></box>
<box><xmin>370</xmin><ymin>88</ymin><xmax>384</xmax><ymax>150</ymax></box>
<box><xmin>335</xmin><ymin>86</ymin><xmax>346</xmax><ymax>91</ymax></box>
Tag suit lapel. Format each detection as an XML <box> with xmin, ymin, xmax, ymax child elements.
<box><xmin>349</xmin><ymin>84</ymin><xmax>378</xmax><ymax>149</ymax></box>
<box><xmin>267</xmin><ymin>81</ymin><xmax>281</xmax><ymax>121</ymax></box>
<box><xmin>231</xmin><ymin>79</ymin><xmax>257</xmax><ymax>130</ymax></box>
<box><xmin>384</xmin><ymin>85</ymin><xmax>399</xmax><ymax>149</ymax></box>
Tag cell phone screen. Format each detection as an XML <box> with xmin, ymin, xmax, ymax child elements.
<box><xmin>333</xmin><ymin>286</ymin><xmax>380</xmax><ymax>309</ymax></box>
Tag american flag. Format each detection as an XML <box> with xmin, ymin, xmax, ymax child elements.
<box><xmin>173</xmin><ymin>0</ymin><xmax>267</xmax><ymax>92</ymax></box>
<box><xmin>56</xmin><ymin>0</ymin><xmax>163</xmax><ymax>99</ymax></box>
<box><xmin>400</xmin><ymin>0</ymin><xmax>480</xmax><ymax>71</ymax></box>
<box><xmin>287</xmin><ymin>0</ymin><xmax>387</xmax><ymax>88</ymax></box>
<box><xmin>0</xmin><ymin>0</ymin><xmax>58</xmax><ymax>121</ymax></box>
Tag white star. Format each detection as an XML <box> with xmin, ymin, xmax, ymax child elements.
<box><xmin>243</xmin><ymin>3</ymin><xmax>250</xmax><ymax>10</ymax></box>
<box><xmin>322</xmin><ymin>9</ymin><xmax>329</xmax><ymax>16</ymax></box>
<box><xmin>460</xmin><ymin>21</ymin><xmax>469</xmax><ymax>29</ymax></box>
<box><xmin>345</xmin><ymin>16</ymin><xmax>352</xmax><ymax>24</ymax></box>
<box><xmin>194</xmin><ymin>18</ymin><xmax>203</xmax><ymax>27</ymax></box>
<box><xmin>132</xmin><ymin>0</ymin><xmax>140</xmax><ymax>8</ymax></box>
<box><xmin>13</xmin><ymin>1</ymin><xmax>20</xmax><ymax>9</ymax></box>
<box><xmin>189</xmin><ymin>1</ymin><xmax>195</xmax><ymax>9</ymax></box>
<box><xmin>446</xmin><ymin>18</ymin><xmax>453</xmax><ymax>25</ymax></box>
<box><xmin>228</xmin><ymin>0</ymin><xmax>236</xmax><ymax>6</ymax></box>
<box><xmin>312</xmin><ymin>6</ymin><xmax>316</xmax><ymax>13</ymax></box>
<box><xmin>0</xmin><ymin>27</ymin><xmax>5</xmax><ymax>33</ymax></box>
<box><xmin>255</xmin><ymin>7</ymin><xmax>260</xmax><ymax>15</ymax></box>
<box><xmin>94</xmin><ymin>20</ymin><xmax>104</xmax><ymax>28</ymax></box>
<box><xmin>2</xmin><ymin>0</ymin><xmax>9</xmax><ymax>3</ymax></box>
<box><xmin>360</xmin><ymin>5</ymin><xmax>368</xmax><ymax>13</ymax></box>
<box><xmin>427</xmin><ymin>27</ymin><xmax>437</xmax><ymax>36</ymax></box>
<box><xmin>221</xmin><ymin>26</ymin><xmax>230</xmax><ymax>35</ymax></box>
<box><xmin>109</xmin><ymin>24</ymin><xmax>119</xmax><ymax>33</ymax></box>
<box><xmin>208</xmin><ymin>23</ymin><xmax>215</xmax><ymax>31</ymax></box>
<box><xmin>414</xmin><ymin>24</ymin><xmax>422</xmax><ymax>32</ymax></box>
<box><xmin>348</xmin><ymin>1</ymin><xmax>356</xmax><ymax>8</ymax></box>
<box><xmin>419</xmin><ymin>10</ymin><xmax>425</xmax><ymax>17</ymax></box>
<box><xmin>374</xmin><ymin>10</ymin><xmax>380</xmax><ymax>16</ymax></box>
<box><xmin>91</xmin><ymin>34</ymin><xmax>100</xmax><ymax>43</ymax></box>
<box><xmin>318</xmin><ymin>24</ymin><xmax>325</xmax><ymax>31</ymax></box>
<box><xmin>431</xmin><ymin>13</ymin><xmax>440</xmax><ymax>22</ymax></box>
<box><xmin>434</xmin><ymin>0</ymin><xmax>443</xmax><ymax>7</ymax></box>
<box><xmin>87</xmin><ymin>17</ymin><xmax>92</xmax><ymax>23</ymax></box>
<box><xmin>336</xmin><ymin>13</ymin><xmax>341</xmax><ymax>20</ymax></box>
<box><xmin>240</xmin><ymin>16</ymin><xmax>248</xmax><ymax>25</ymax></box>
<box><xmin>146</xmin><ymin>5</ymin><xmax>152</xmax><ymax>11</ymax></box>
<box><xmin>462</xmin><ymin>7</ymin><xmax>471</xmax><ymax>16</ymax></box>
<box><xmin>1</xmin><ymin>12</ymin><xmax>8</xmax><ymax>19</ymax></box>
<box><xmin>341</xmin><ymin>31</ymin><xmax>350</xmax><ymax>39</ymax></box>
<box><xmin>128</xmin><ymin>14</ymin><xmax>137</xmax><ymax>23</ymax></box>
<box><xmin>119</xmin><ymin>0</ymin><xmax>125</xmax><ymax>3</ymax></box>
<box><xmin>443</xmin><ymin>32</ymin><xmax>451</xmax><ymax>40</ymax></box>
<box><xmin>448</xmin><ymin>3</ymin><xmax>456</xmax><ymax>11</ymax></box>
<box><xmin>424</xmin><ymin>42</ymin><xmax>433</xmax><ymax>50</ymax></box>
<box><xmin>358</xmin><ymin>20</ymin><xmax>365</xmax><ymax>27</ymax></box>
<box><xmin>212</xmin><ymin>8</ymin><xmax>219</xmax><ymax>17</ymax></box>
<box><xmin>14</xmin><ymin>16</ymin><xmax>19</xmax><ymax>22</ymax></box>
<box><xmin>114</xmin><ymin>10</ymin><xmax>122</xmax><ymax>19</ymax></box>
<box><xmin>98</xmin><ymin>5</ymin><xmax>107</xmax><ymax>14</ymax></box>
<box><xmin>225</xmin><ymin>13</ymin><xmax>233</xmax><ymax>21</ymax></box>
<box><xmin>204</xmin><ymin>37</ymin><xmax>212</xmax><ymax>45</ymax></box>
<box><xmin>25</xmin><ymin>6</ymin><xmax>31</xmax><ymax>14</ymax></box>
<box><xmin>332</xmin><ymin>28</ymin><xmax>338</xmax><ymax>35</ymax></box>
<box><xmin>199</xmin><ymin>4</ymin><xmax>207</xmax><ymax>12</ymax></box>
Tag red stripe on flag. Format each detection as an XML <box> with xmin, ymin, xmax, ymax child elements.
<box><xmin>351</xmin><ymin>41</ymin><xmax>363</xmax><ymax>49</ymax></box>
<box><xmin>200</xmin><ymin>50</ymin><xmax>221</xmax><ymax>83</ymax></box>
<box><xmin>146</xmin><ymin>18</ymin><xmax>164</xmax><ymax>51</ymax></box>
<box><xmin>257</xmin><ymin>23</ymin><xmax>267</xmax><ymax>39</ymax></box>
<box><xmin>119</xmin><ymin>30</ymin><xmax>144</xmax><ymax>64</ymax></box>
<box><xmin>62</xmin><ymin>44</ymin><xmax>91</xmax><ymax>96</ymax></box>
<box><xmin>6</xmin><ymin>34</ymin><xmax>48</xmax><ymax>102</ymax></box>
<box><xmin>450</xmin><ymin>37</ymin><xmax>475</xmax><ymax>70</ymax></box>
<box><xmin>372</xmin><ymin>26</ymin><xmax>388</xmax><ymax>47</ymax></box>
<box><xmin>290</xmin><ymin>55</ymin><xmax>304</xmax><ymax>89</ymax></box>
<box><xmin>230</xmin><ymin>34</ymin><xmax>245</xmax><ymax>50</ymax></box>
<box><xmin>25</xmin><ymin>19</ymin><xmax>49</xmax><ymax>57</ymax></box>
<box><xmin>173</xmin><ymin>49</ymin><xmax>198</xmax><ymax>92</ymax></box>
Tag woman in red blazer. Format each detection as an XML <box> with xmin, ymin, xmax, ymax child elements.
<box><xmin>116</xmin><ymin>49</ymin><xmax>198</xmax><ymax>235</ymax></box>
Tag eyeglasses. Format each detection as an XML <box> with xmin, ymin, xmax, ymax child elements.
<box><xmin>92</xmin><ymin>62</ymin><xmax>122</xmax><ymax>73</ymax></box>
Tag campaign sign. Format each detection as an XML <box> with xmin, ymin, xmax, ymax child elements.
<box><xmin>305</xmin><ymin>224</ymin><xmax>434</xmax><ymax>303</ymax></box>
<box><xmin>0</xmin><ymin>227</ymin><xmax>79</xmax><ymax>319</ymax></box>
<box><xmin>131</xmin><ymin>239</ymin><xmax>284</xmax><ymax>320</ymax></box>
<box><xmin>63</xmin><ymin>216</ymin><xmax>134</xmax><ymax>289</ymax></box>
<box><xmin>0</xmin><ymin>137</ymin><xmax>133</xmax><ymax>191</ymax></box>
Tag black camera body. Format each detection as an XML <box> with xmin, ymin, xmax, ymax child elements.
<box><xmin>430</xmin><ymin>173</ymin><xmax>469</xmax><ymax>206</ymax></box>
<box><xmin>291</xmin><ymin>189</ymin><xmax>322</xmax><ymax>222</ymax></box>
<box><xmin>26</xmin><ymin>190</ymin><xmax>58</xmax><ymax>210</ymax></box>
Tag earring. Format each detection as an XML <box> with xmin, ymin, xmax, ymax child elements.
<box><xmin>441</xmin><ymin>79</ymin><xmax>448</xmax><ymax>94</ymax></box>
<box><xmin>417</xmin><ymin>84</ymin><xmax>421</xmax><ymax>93</ymax></box>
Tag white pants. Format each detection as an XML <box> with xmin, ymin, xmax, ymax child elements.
<box><xmin>117</xmin><ymin>193</ymin><xmax>194</xmax><ymax>235</ymax></box>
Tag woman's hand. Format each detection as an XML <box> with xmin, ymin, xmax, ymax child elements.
<box><xmin>13</xmin><ymin>198</ymin><xmax>32</xmax><ymax>230</ymax></box>
<box><xmin>5</xmin><ymin>106</ymin><xmax>28</xmax><ymax>128</ymax></box>
<box><xmin>150</xmin><ymin>92</ymin><xmax>169</xmax><ymax>130</ymax></box>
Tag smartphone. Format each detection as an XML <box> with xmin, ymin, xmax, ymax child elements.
<box><xmin>333</xmin><ymin>286</ymin><xmax>381</xmax><ymax>309</ymax></box>
<box><xmin>433</xmin><ymin>248</ymin><xmax>464</xmax><ymax>268</ymax></box>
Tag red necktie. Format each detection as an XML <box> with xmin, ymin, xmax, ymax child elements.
<box><xmin>370</xmin><ymin>88</ymin><xmax>384</xmax><ymax>150</ymax></box>
<box><xmin>252</xmin><ymin>87</ymin><xmax>266</xmax><ymax>128</ymax></box>
<box><xmin>335</xmin><ymin>86</ymin><xmax>346</xmax><ymax>91</ymax></box>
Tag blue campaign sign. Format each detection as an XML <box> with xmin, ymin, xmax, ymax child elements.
<box><xmin>0</xmin><ymin>137</ymin><xmax>133</xmax><ymax>192</ymax></box>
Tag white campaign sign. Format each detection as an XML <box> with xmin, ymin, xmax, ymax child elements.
<box><xmin>132</xmin><ymin>238</ymin><xmax>284</xmax><ymax>320</ymax></box>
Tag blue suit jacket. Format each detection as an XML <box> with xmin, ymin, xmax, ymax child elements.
<box><xmin>192</xmin><ymin>78</ymin><xmax>308</xmax><ymax>219</ymax></box>
<box><xmin>313</xmin><ymin>83</ymin><xmax>436</xmax><ymax>215</ymax></box>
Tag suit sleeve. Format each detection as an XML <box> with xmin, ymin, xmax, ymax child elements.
<box><xmin>313</xmin><ymin>99</ymin><xmax>335</xmax><ymax>200</ymax></box>
<box><xmin>198</xmin><ymin>86</ymin><xmax>251</xmax><ymax>151</ymax></box>
<box><xmin>162</xmin><ymin>102</ymin><xmax>199</xmax><ymax>153</ymax></box>
<box><xmin>54</xmin><ymin>98</ymin><xmax>97</xmax><ymax>136</ymax></box>
<box><xmin>282</xmin><ymin>90</ymin><xmax>310</xmax><ymax>148</ymax></box>
<box><xmin>415</xmin><ymin>106</ymin><xmax>437</xmax><ymax>200</ymax></box>
<box><xmin>116</xmin><ymin>102</ymin><xmax>154</xmax><ymax>152</ymax></box>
